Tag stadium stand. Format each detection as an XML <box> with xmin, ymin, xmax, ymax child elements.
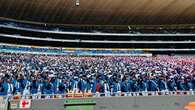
<box><xmin>1</xmin><ymin>1</ymin><xmax>195</xmax><ymax>110</ymax></box>
<box><xmin>1</xmin><ymin>19</ymin><xmax>195</xmax><ymax>51</ymax></box>
<box><xmin>0</xmin><ymin>45</ymin><xmax>194</xmax><ymax>99</ymax></box>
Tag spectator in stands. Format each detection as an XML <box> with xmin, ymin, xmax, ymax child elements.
<box><xmin>0</xmin><ymin>78</ymin><xmax>5</xmax><ymax>96</ymax></box>
<box><xmin>103</xmin><ymin>80</ymin><xmax>110</xmax><ymax>97</ymax></box>
<box><xmin>6</xmin><ymin>79</ymin><xmax>14</xmax><ymax>97</ymax></box>
<box><xmin>0</xmin><ymin>53</ymin><xmax>194</xmax><ymax>99</ymax></box>
<box><xmin>121</xmin><ymin>79</ymin><xmax>129</xmax><ymax>96</ymax></box>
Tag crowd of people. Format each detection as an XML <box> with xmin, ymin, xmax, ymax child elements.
<box><xmin>0</xmin><ymin>53</ymin><xmax>194</xmax><ymax>98</ymax></box>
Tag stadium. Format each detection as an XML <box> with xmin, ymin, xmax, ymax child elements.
<box><xmin>0</xmin><ymin>0</ymin><xmax>195</xmax><ymax>110</ymax></box>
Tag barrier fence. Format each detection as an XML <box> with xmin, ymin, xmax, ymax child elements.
<box><xmin>8</xmin><ymin>91</ymin><xmax>195</xmax><ymax>100</ymax></box>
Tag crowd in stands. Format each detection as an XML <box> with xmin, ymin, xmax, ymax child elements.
<box><xmin>0</xmin><ymin>45</ymin><xmax>144</xmax><ymax>55</ymax></box>
<box><xmin>0</xmin><ymin>53</ymin><xmax>194</xmax><ymax>98</ymax></box>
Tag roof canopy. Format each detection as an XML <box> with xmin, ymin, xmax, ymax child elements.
<box><xmin>0</xmin><ymin>0</ymin><xmax>195</xmax><ymax>25</ymax></box>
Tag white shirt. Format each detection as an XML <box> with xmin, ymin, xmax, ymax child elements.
<box><xmin>7</xmin><ymin>83</ymin><xmax>13</xmax><ymax>94</ymax></box>
<box><xmin>104</xmin><ymin>83</ymin><xmax>109</xmax><ymax>92</ymax></box>
<box><xmin>117</xmin><ymin>83</ymin><xmax>121</xmax><ymax>92</ymax></box>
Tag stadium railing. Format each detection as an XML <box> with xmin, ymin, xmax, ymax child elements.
<box><xmin>8</xmin><ymin>91</ymin><xmax>195</xmax><ymax>100</ymax></box>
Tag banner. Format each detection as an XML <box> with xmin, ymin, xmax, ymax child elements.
<box><xmin>66</xmin><ymin>92</ymin><xmax>93</xmax><ymax>98</ymax></box>
<box><xmin>0</xmin><ymin>97</ymin><xmax>5</xmax><ymax>110</ymax></box>
<box><xmin>10</xmin><ymin>101</ymin><xmax>19</xmax><ymax>109</ymax></box>
<box><xmin>19</xmin><ymin>99</ymin><xmax>32</xmax><ymax>109</ymax></box>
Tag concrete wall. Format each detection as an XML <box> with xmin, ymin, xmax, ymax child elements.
<box><xmin>10</xmin><ymin>96</ymin><xmax>195</xmax><ymax>110</ymax></box>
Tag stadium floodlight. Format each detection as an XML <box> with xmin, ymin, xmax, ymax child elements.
<box><xmin>76</xmin><ymin>0</ymin><xmax>79</xmax><ymax>6</ymax></box>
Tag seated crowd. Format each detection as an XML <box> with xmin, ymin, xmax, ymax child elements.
<box><xmin>0</xmin><ymin>53</ymin><xmax>194</xmax><ymax>98</ymax></box>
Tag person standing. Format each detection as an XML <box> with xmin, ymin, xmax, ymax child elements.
<box><xmin>113</xmin><ymin>80</ymin><xmax>121</xmax><ymax>96</ymax></box>
<box><xmin>167</xmin><ymin>78</ymin><xmax>177</xmax><ymax>95</ymax></box>
<box><xmin>0</xmin><ymin>78</ymin><xmax>5</xmax><ymax>96</ymax></box>
<box><xmin>103</xmin><ymin>80</ymin><xmax>110</xmax><ymax>97</ymax></box>
<box><xmin>147</xmin><ymin>77</ymin><xmax>159</xmax><ymax>96</ymax></box>
<box><xmin>44</xmin><ymin>79</ymin><xmax>54</xmax><ymax>99</ymax></box>
<box><xmin>91</xmin><ymin>78</ymin><xmax>97</xmax><ymax>97</ymax></box>
<box><xmin>36</xmin><ymin>79</ymin><xmax>44</xmax><ymax>99</ymax></box>
<box><xmin>6</xmin><ymin>79</ymin><xmax>14</xmax><ymax>98</ymax></box>
<box><xmin>70</xmin><ymin>77</ymin><xmax>79</xmax><ymax>97</ymax></box>
<box><xmin>158</xmin><ymin>77</ymin><xmax>168</xmax><ymax>95</ymax></box>
<box><xmin>95</xmin><ymin>80</ymin><xmax>101</xmax><ymax>97</ymax></box>
<box><xmin>121</xmin><ymin>79</ymin><xmax>129</xmax><ymax>96</ymax></box>
<box><xmin>22</xmin><ymin>79</ymin><xmax>31</xmax><ymax>99</ymax></box>
<box><xmin>78</xmin><ymin>76</ymin><xmax>87</xmax><ymax>96</ymax></box>
<box><xmin>137</xmin><ymin>78</ymin><xmax>148</xmax><ymax>96</ymax></box>
<box><xmin>186</xmin><ymin>78</ymin><xmax>194</xmax><ymax>95</ymax></box>
<box><xmin>31</xmin><ymin>78</ymin><xmax>38</xmax><ymax>99</ymax></box>
<box><xmin>14</xmin><ymin>78</ymin><xmax>22</xmax><ymax>95</ymax></box>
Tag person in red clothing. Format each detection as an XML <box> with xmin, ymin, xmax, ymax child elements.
<box><xmin>96</xmin><ymin>80</ymin><xmax>101</xmax><ymax>97</ymax></box>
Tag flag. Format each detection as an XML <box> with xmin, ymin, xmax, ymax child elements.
<box><xmin>19</xmin><ymin>99</ymin><xmax>32</xmax><ymax>109</ymax></box>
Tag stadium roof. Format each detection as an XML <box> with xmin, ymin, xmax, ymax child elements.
<box><xmin>0</xmin><ymin>0</ymin><xmax>195</xmax><ymax>26</ymax></box>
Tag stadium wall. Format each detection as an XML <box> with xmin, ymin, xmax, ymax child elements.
<box><xmin>9</xmin><ymin>96</ymin><xmax>195</xmax><ymax>110</ymax></box>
